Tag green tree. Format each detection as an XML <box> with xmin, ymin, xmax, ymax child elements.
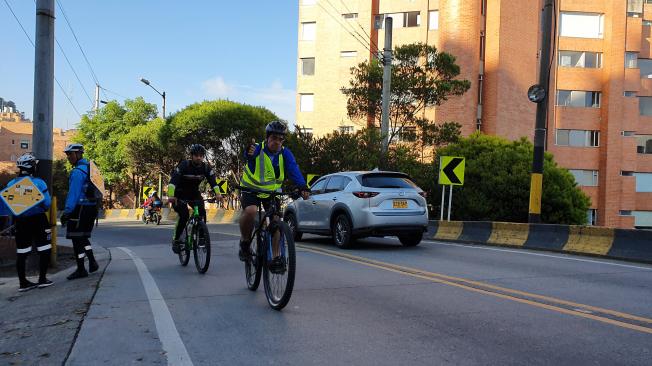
<box><xmin>436</xmin><ymin>133</ymin><xmax>591</xmax><ymax>224</ymax></box>
<box><xmin>341</xmin><ymin>42</ymin><xmax>470</xmax><ymax>149</ymax></box>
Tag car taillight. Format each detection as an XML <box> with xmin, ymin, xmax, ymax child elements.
<box><xmin>419</xmin><ymin>191</ymin><xmax>427</xmax><ymax>198</ymax></box>
<box><xmin>352</xmin><ymin>191</ymin><xmax>379</xmax><ymax>198</ymax></box>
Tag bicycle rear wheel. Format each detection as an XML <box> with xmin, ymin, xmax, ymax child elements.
<box><xmin>245</xmin><ymin>232</ymin><xmax>263</xmax><ymax>291</ymax></box>
<box><xmin>263</xmin><ymin>221</ymin><xmax>296</xmax><ymax>310</ymax></box>
<box><xmin>178</xmin><ymin>228</ymin><xmax>190</xmax><ymax>266</ymax></box>
<box><xmin>193</xmin><ymin>221</ymin><xmax>211</xmax><ymax>273</ymax></box>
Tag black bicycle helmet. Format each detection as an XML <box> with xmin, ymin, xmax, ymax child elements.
<box><xmin>265</xmin><ymin>120</ymin><xmax>287</xmax><ymax>137</ymax></box>
<box><xmin>189</xmin><ymin>144</ymin><xmax>206</xmax><ymax>156</ymax></box>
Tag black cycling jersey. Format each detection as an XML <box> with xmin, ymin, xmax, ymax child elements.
<box><xmin>169</xmin><ymin>160</ymin><xmax>219</xmax><ymax>200</ymax></box>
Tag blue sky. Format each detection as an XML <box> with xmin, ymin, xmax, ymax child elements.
<box><xmin>1</xmin><ymin>0</ymin><xmax>299</xmax><ymax>130</ymax></box>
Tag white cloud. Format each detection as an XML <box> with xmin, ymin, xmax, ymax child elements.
<box><xmin>200</xmin><ymin>76</ymin><xmax>296</xmax><ymax>124</ymax></box>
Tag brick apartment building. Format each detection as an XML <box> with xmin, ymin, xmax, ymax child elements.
<box><xmin>0</xmin><ymin>110</ymin><xmax>76</xmax><ymax>174</ymax></box>
<box><xmin>295</xmin><ymin>0</ymin><xmax>652</xmax><ymax>228</ymax></box>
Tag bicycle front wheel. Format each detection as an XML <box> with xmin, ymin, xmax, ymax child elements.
<box><xmin>245</xmin><ymin>232</ymin><xmax>263</xmax><ymax>291</ymax></box>
<box><xmin>193</xmin><ymin>221</ymin><xmax>211</xmax><ymax>274</ymax></box>
<box><xmin>263</xmin><ymin>221</ymin><xmax>296</xmax><ymax>310</ymax></box>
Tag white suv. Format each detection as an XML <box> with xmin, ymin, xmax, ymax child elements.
<box><xmin>284</xmin><ymin>171</ymin><xmax>429</xmax><ymax>248</ymax></box>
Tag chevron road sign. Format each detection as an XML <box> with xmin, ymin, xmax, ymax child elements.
<box><xmin>216</xmin><ymin>179</ymin><xmax>228</xmax><ymax>195</ymax></box>
<box><xmin>438</xmin><ymin>156</ymin><xmax>465</xmax><ymax>186</ymax></box>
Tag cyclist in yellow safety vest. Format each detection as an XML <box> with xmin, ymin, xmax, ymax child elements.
<box><xmin>239</xmin><ymin>121</ymin><xmax>310</xmax><ymax>272</ymax></box>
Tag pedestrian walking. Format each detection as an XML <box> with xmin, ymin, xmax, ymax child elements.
<box><xmin>60</xmin><ymin>143</ymin><xmax>99</xmax><ymax>280</ymax></box>
<box><xmin>1</xmin><ymin>154</ymin><xmax>53</xmax><ymax>291</ymax></box>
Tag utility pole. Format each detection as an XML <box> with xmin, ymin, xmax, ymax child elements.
<box><xmin>380</xmin><ymin>16</ymin><xmax>393</xmax><ymax>158</ymax></box>
<box><xmin>527</xmin><ymin>0</ymin><xmax>554</xmax><ymax>223</ymax></box>
<box><xmin>94</xmin><ymin>84</ymin><xmax>100</xmax><ymax>112</ymax></box>
<box><xmin>32</xmin><ymin>0</ymin><xmax>55</xmax><ymax>188</ymax></box>
<box><xmin>162</xmin><ymin>91</ymin><xmax>166</xmax><ymax>119</ymax></box>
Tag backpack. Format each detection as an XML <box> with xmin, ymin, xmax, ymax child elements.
<box><xmin>73</xmin><ymin>162</ymin><xmax>104</xmax><ymax>203</ymax></box>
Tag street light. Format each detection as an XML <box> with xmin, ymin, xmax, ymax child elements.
<box><xmin>139</xmin><ymin>77</ymin><xmax>166</xmax><ymax>118</ymax></box>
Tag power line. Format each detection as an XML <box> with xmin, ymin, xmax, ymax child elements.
<box><xmin>3</xmin><ymin>0</ymin><xmax>83</xmax><ymax>118</ymax></box>
<box><xmin>55</xmin><ymin>38</ymin><xmax>94</xmax><ymax>106</ymax></box>
<box><xmin>335</xmin><ymin>0</ymin><xmax>379</xmax><ymax>51</ymax></box>
<box><xmin>316</xmin><ymin>0</ymin><xmax>375</xmax><ymax>58</ymax></box>
<box><xmin>55</xmin><ymin>0</ymin><xmax>101</xmax><ymax>85</ymax></box>
<box><xmin>99</xmin><ymin>86</ymin><xmax>129</xmax><ymax>100</ymax></box>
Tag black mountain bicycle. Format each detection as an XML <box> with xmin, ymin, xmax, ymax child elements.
<box><xmin>239</xmin><ymin>186</ymin><xmax>296</xmax><ymax>310</ymax></box>
<box><xmin>176</xmin><ymin>199</ymin><xmax>211</xmax><ymax>274</ymax></box>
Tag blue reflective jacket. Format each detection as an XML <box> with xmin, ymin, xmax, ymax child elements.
<box><xmin>64</xmin><ymin>158</ymin><xmax>95</xmax><ymax>214</ymax></box>
<box><xmin>244</xmin><ymin>144</ymin><xmax>307</xmax><ymax>188</ymax></box>
<box><xmin>4</xmin><ymin>174</ymin><xmax>51</xmax><ymax>217</ymax></box>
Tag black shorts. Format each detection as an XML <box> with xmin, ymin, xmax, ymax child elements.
<box><xmin>15</xmin><ymin>213</ymin><xmax>52</xmax><ymax>253</ymax></box>
<box><xmin>66</xmin><ymin>204</ymin><xmax>98</xmax><ymax>239</ymax></box>
<box><xmin>240</xmin><ymin>192</ymin><xmax>275</xmax><ymax>211</ymax></box>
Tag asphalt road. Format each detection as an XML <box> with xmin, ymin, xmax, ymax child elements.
<box><xmin>64</xmin><ymin>220</ymin><xmax>652</xmax><ymax>365</ymax></box>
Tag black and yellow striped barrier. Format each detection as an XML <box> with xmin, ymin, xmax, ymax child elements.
<box><xmin>431</xmin><ymin>221</ymin><xmax>652</xmax><ymax>264</ymax></box>
<box><xmin>99</xmin><ymin>208</ymin><xmax>240</xmax><ymax>225</ymax></box>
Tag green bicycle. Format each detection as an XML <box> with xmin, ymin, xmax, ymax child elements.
<box><xmin>177</xmin><ymin>199</ymin><xmax>211</xmax><ymax>274</ymax></box>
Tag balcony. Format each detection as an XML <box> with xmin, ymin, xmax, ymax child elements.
<box><xmin>624</xmin><ymin>68</ymin><xmax>641</xmax><ymax>92</ymax></box>
<box><xmin>556</xmin><ymin>68</ymin><xmax>603</xmax><ymax>91</ymax></box>
<box><xmin>627</xmin><ymin>16</ymin><xmax>642</xmax><ymax>52</ymax></box>
<box><xmin>554</xmin><ymin>107</ymin><xmax>602</xmax><ymax>130</ymax></box>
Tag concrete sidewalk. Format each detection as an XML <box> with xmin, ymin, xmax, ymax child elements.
<box><xmin>0</xmin><ymin>241</ymin><xmax>110</xmax><ymax>366</ymax></box>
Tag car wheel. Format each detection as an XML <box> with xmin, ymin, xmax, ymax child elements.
<box><xmin>332</xmin><ymin>214</ymin><xmax>354</xmax><ymax>249</ymax></box>
<box><xmin>399</xmin><ymin>231</ymin><xmax>423</xmax><ymax>247</ymax></box>
<box><xmin>285</xmin><ymin>213</ymin><xmax>303</xmax><ymax>242</ymax></box>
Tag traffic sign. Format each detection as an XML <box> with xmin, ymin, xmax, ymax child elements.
<box><xmin>0</xmin><ymin>176</ymin><xmax>46</xmax><ymax>216</ymax></box>
<box><xmin>216</xmin><ymin>179</ymin><xmax>228</xmax><ymax>195</ymax></box>
<box><xmin>307</xmin><ymin>174</ymin><xmax>321</xmax><ymax>188</ymax></box>
<box><xmin>89</xmin><ymin>160</ymin><xmax>105</xmax><ymax>195</ymax></box>
<box><xmin>439</xmin><ymin>156</ymin><xmax>465</xmax><ymax>186</ymax></box>
<box><xmin>142</xmin><ymin>186</ymin><xmax>155</xmax><ymax>199</ymax></box>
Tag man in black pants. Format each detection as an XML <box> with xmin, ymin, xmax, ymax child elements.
<box><xmin>2</xmin><ymin>153</ymin><xmax>54</xmax><ymax>291</ymax></box>
<box><xmin>60</xmin><ymin>143</ymin><xmax>99</xmax><ymax>280</ymax></box>
<box><xmin>167</xmin><ymin>144</ymin><xmax>222</xmax><ymax>253</ymax></box>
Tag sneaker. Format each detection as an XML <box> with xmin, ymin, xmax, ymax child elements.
<box><xmin>172</xmin><ymin>240</ymin><xmax>184</xmax><ymax>254</ymax></box>
<box><xmin>19</xmin><ymin>280</ymin><xmax>38</xmax><ymax>292</ymax></box>
<box><xmin>67</xmin><ymin>269</ymin><xmax>89</xmax><ymax>280</ymax></box>
<box><xmin>238</xmin><ymin>240</ymin><xmax>251</xmax><ymax>262</ymax></box>
<box><xmin>38</xmin><ymin>279</ymin><xmax>54</xmax><ymax>288</ymax></box>
<box><xmin>268</xmin><ymin>256</ymin><xmax>286</xmax><ymax>275</ymax></box>
<box><xmin>89</xmin><ymin>261</ymin><xmax>99</xmax><ymax>273</ymax></box>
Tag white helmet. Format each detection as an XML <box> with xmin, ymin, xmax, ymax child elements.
<box><xmin>16</xmin><ymin>153</ymin><xmax>38</xmax><ymax>171</ymax></box>
<box><xmin>64</xmin><ymin>143</ymin><xmax>84</xmax><ymax>153</ymax></box>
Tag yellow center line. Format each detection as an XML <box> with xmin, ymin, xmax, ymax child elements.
<box><xmin>299</xmin><ymin>245</ymin><xmax>652</xmax><ymax>335</ymax></box>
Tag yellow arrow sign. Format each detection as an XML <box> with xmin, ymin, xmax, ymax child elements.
<box><xmin>0</xmin><ymin>176</ymin><xmax>45</xmax><ymax>216</ymax></box>
<box><xmin>216</xmin><ymin>179</ymin><xmax>228</xmax><ymax>195</ymax></box>
<box><xmin>142</xmin><ymin>186</ymin><xmax>155</xmax><ymax>200</ymax></box>
<box><xmin>89</xmin><ymin>160</ymin><xmax>105</xmax><ymax>195</ymax></box>
<box><xmin>307</xmin><ymin>174</ymin><xmax>321</xmax><ymax>188</ymax></box>
<box><xmin>439</xmin><ymin>156</ymin><xmax>465</xmax><ymax>186</ymax></box>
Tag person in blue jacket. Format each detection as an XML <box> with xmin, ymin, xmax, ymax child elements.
<box><xmin>60</xmin><ymin>143</ymin><xmax>99</xmax><ymax>280</ymax></box>
<box><xmin>2</xmin><ymin>153</ymin><xmax>53</xmax><ymax>291</ymax></box>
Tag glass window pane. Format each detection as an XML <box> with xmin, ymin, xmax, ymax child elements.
<box><xmin>556</xmin><ymin>90</ymin><xmax>571</xmax><ymax>106</ymax></box>
<box><xmin>639</xmin><ymin>97</ymin><xmax>652</xmax><ymax>115</ymax></box>
<box><xmin>406</xmin><ymin>12</ymin><xmax>420</xmax><ymax>27</ymax></box>
<box><xmin>634</xmin><ymin>173</ymin><xmax>652</xmax><ymax>192</ymax></box>
<box><xmin>569</xmin><ymin>130</ymin><xmax>586</xmax><ymax>146</ymax></box>
<box><xmin>302</xmin><ymin>22</ymin><xmax>316</xmax><ymax>41</ymax></box>
<box><xmin>300</xmin><ymin>94</ymin><xmax>314</xmax><ymax>112</ymax></box>
<box><xmin>326</xmin><ymin>176</ymin><xmax>346</xmax><ymax>192</ymax></box>
<box><xmin>639</xmin><ymin>58</ymin><xmax>652</xmax><ymax>77</ymax></box>
<box><xmin>429</xmin><ymin>10</ymin><xmax>439</xmax><ymax>30</ymax></box>
<box><xmin>311</xmin><ymin>178</ymin><xmax>328</xmax><ymax>194</ymax></box>
<box><xmin>301</xmin><ymin>58</ymin><xmax>315</xmax><ymax>76</ymax></box>
<box><xmin>556</xmin><ymin>129</ymin><xmax>570</xmax><ymax>145</ymax></box>
<box><xmin>560</xmin><ymin>12</ymin><xmax>604</xmax><ymax>39</ymax></box>
<box><xmin>570</xmin><ymin>91</ymin><xmax>587</xmax><ymax>107</ymax></box>
<box><xmin>626</xmin><ymin>52</ymin><xmax>638</xmax><ymax>68</ymax></box>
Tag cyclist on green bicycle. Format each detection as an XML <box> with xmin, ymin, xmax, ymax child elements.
<box><xmin>239</xmin><ymin>121</ymin><xmax>310</xmax><ymax>272</ymax></box>
<box><xmin>168</xmin><ymin>144</ymin><xmax>222</xmax><ymax>254</ymax></box>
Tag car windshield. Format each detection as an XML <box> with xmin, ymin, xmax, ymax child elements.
<box><xmin>358</xmin><ymin>174</ymin><xmax>418</xmax><ymax>189</ymax></box>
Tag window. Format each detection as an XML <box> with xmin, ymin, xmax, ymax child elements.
<box><xmin>560</xmin><ymin>12</ymin><xmax>604</xmax><ymax>39</ymax></box>
<box><xmin>558</xmin><ymin>51</ymin><xmax>602</xmax><ymax>68</ymax></box>
<box><xmin>339</xmin><ymin>125</ymin><xmax>354</xmax><ymax>133</ymax></box>
<box><xmin>340</xmin><ymin>51</ymin><xmax>357</xmax><ymax>57</ymax></box>
<box><xmin>622</xmin><ymin>171</ymin><xmax>635</xmax><ymax>176</ymax></box>
<box><xmin>639</xmin><ymin>97</ymin><xmax>652</xmax><ymax>115</ymax></box>
<box><xmin>396</xmin><ymin>126</ymin><xmax>417</xmax><ymax>142</ymax></box>
<box><xmin>359</xmin><ymin>173</ymin><xmax>418</xmax><ymax>189</ymax></box>
<box><xmin>310</xmin><ymin>178</ymin><xmax>329</xmax><ymax>195</ymax></box>
<box><xmin>569</xmin><ymin>169</ymin><xmax>599</xmax><ymax>186</ymax></box>
<box><xmin>325</xmin><ymin>176</ymin><xmax>351</xmax><ymax>193</ymax></box>
<box><xmin>620</xmin><ymin>210</ymin><xmax>633</xmax><ymax>216</ymax></box>
<box><xmin>622</xmin><ymin>131</ymin><xmax>636</xmax><ymax>137</ymax></box>
<box><xmin>11</xmin><ymin>139</ymin><xmax>15</xmax><ymax>145</ymax></box>
<box><xmin>20</xmin><ymin>139</ymin><xmax>29</xmax><ymax>149</ymax></box>
<box><xmin>556</xmin><ymin>130</ymin><xmax>600</xmax><ymax>147</ymax></box>
<box><xmin>634</xmin><ymin>173</ymin><xmax>652</xmax><ymax>192</ymax></box>
<box><xmin>624</xmin><ymin>91</ymin><xmax>637</xmax><ymax>97</ymax></box>
<box><xmin>644</xmin><ymin>20</ymin><xmax>652</xmax><ymax>26</ymax></box>
<box><xmin>587</xmin><ymin>209</ymin><xmax>597</xmax><ymax>226</ymax></box>
<box><xmin>627</xmin><ymin>0</ymin><xmax>644</xmax><ymax>16</ymax></box>
<box><xmin>429</xmin><ymin>10</ymin><xmax>439</xmax><ymax>30</ymax></box>
<box><xmin>301</xmin><ymin>58</ymin><xmax>315</xmax><ymax>76</ymax></box>
<box><xmin>556</xmin><ymin>90</ymin><xmax>601</xmax><ymax>107</ymax></box>
<box><xmin>375</xmin><ymin>12</ymin><xmax>421</xmax><ymax>29</ymax></box>
<box><xmin>301</xmin><ymin>22</ymin><xmax>316</xmax><ymax>41</ymax></box>
<box><xmin>343</xmin><ymin>13</ymin><xmax>358</xmax><ymax>20</ymax></box>
<box><xmin>300</xmin><ymin>94</ymin><xmax>314</xmax><ymax>112</ymax></box>
<box><xmin>639</xmin><ymin>58</ymin><xmax>652</xmax><ymax>77</ymax></box>
<box><xmin>637</xmin><ymin>135</ymin><xmax>652</xmax><ymax>153</ymax></box>
<box><xmin>300</xmin><ymin>127</ymin><xmax>314</xmax><ymax>136</ymax></box>
<box><xmin>302</xmin><ymin>0</ymin><xmax>317</xmax><ymax>5</ymax></box>
<box><xmin>626</xmin><ymin>52</ymin><xmax>638</xmax><ymax>68</ymax></box>
<box><xmin>633</xmin><ymin>211</ymin><xmax>652</xmax><ymax>228</ymax></box>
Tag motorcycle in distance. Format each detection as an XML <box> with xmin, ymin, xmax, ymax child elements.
<box><xmin>142</xmin><ymin>206</ymin><xmax>162</xmax><ymax>225</ymax></box>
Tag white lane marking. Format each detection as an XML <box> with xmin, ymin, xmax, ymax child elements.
<box><xmin>118</xmin><ymin>247</ymin><xmax>193</xmax><ymax>366</ymax></box>
<box><xmin>209</xmin><ymin>231</ymin><xmax>241</xmax><ymax>237</ymax></box>
<box><xmin>423</xmin><ymin>240</ymin><xmax>652</xmax><ymax>271</ymax></box>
